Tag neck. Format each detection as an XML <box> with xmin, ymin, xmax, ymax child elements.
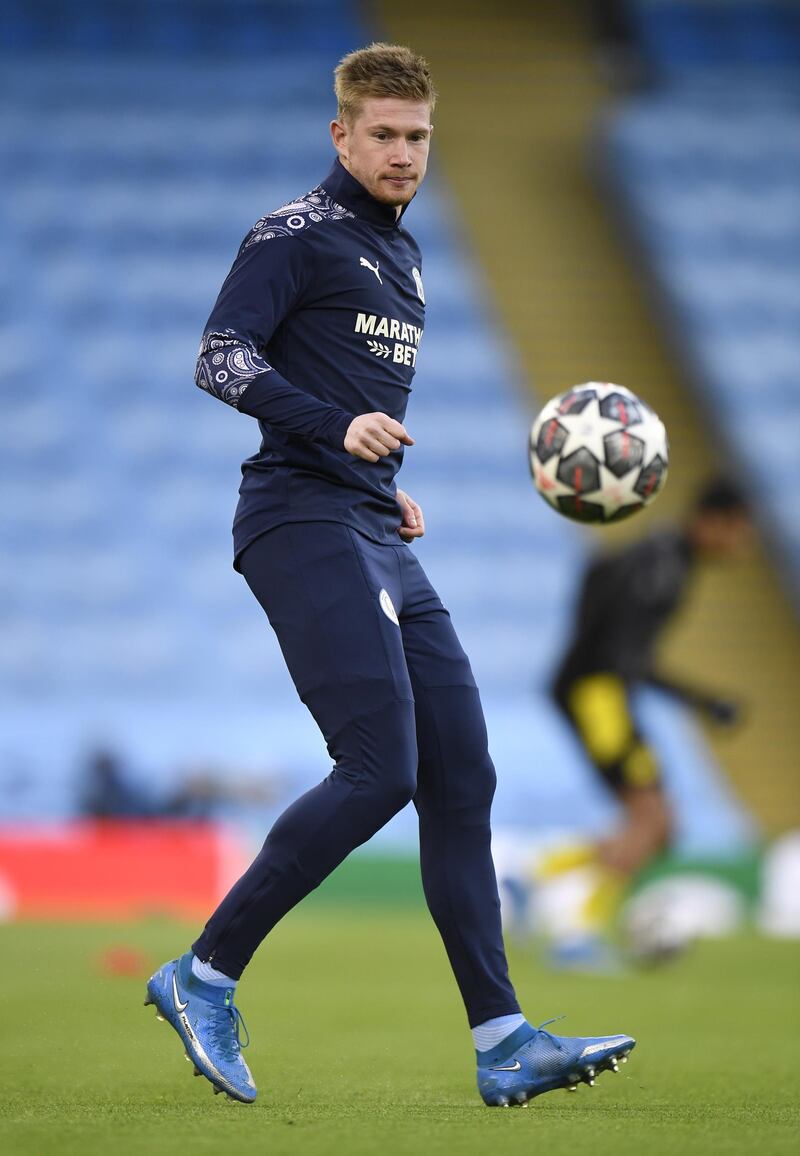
<box><xmin>322</xmin><ymin>157</ymin><xmax>408</xmax><ymax>229</ymax></box>
<box><xmin>339</xmin><ymin>157</ymin><xmax>404</xmax><ymax>218</ymax></box>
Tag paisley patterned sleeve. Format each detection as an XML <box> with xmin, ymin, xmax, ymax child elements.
<box><xmin>194</xmin><ymin>222</ymin><xmax>354</xmax><ymax>448</ymax></box>
<box><xmin>195</xmin><ymin>329</ymin><xmax>273</xmax><ymax>409</ymax></box>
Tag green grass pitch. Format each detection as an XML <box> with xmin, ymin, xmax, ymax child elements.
<box><xmin>2</xmin><ymin>904</ymin><xmax>798</xmax><ymax>1156</ymax></box>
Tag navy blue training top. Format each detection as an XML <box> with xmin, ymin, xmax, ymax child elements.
<box><xmin>195</xmin><ymin>158</ymin><xmax>426</xmax><ymax>567</ymax></box>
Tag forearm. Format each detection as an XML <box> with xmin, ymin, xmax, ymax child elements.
<box><xmin>644</xmin><ymin>672</ymin><xmax>707</xmax><ymax>705</ymax></box>
<box><xmin>647</xmin><ymin>675</ymin><xmax>707</xmax><ymax>698</ymax></box>
<box><xmin>195</xmin><ymin>330</ymin><xmax>353</xmax><ymax>449</ymax></box>
<box><xmin>644</xmin><ymin>672</ymin><xmax>739</xmax><ymax>721</ymax></box>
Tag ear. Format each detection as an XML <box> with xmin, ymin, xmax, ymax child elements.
<box><xmin>330</xmin><ymin>119</ymin><xmax>348</xmax><ymax>159</ymax></box>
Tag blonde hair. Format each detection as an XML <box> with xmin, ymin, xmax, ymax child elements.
<box><xmin>334</xmin><ymin>42</ymin><xmax>436</xmax><ymax>124</ymax></box>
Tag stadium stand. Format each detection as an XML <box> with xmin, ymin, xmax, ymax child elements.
<box><xmin>0</xmin><ymin>1</ymin><xmax>754</xmax><ymax>856</ymax></box>
<box><xmin>605</xmin><ymin>0</ymin><xmax>800</xmax><ymax>604</ymax></box>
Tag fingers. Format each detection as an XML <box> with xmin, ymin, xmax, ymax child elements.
<box><xmin>344</xmin><ymin>413</ymin><xmax>414</xmax><ymax>462</ymax></box>
<box><xmin>373</xmin><ymin>416</ymin><xmax>413</xmax><ymax>453</ymax></box>
<box><xmin>396</xmin><ymin>488</ymin><xmax>416</xmax><ymax>527</ymax></box>
<box><xmin>396</xmin><ymin>489</ymin><xmax>425</xmax><ymax>539</ymax></box>
<box><xmin>372</xmin><ymin>429</ymin><xmax>402</xmax><ymax>454</ymax></box>
<box><xmin>392</xmin><ymin>420</ymin><xmax>415</xmax><ymax>447</ymax></box>
<box><xmin>405</xmin><ymin>498</ymin><xmax>424</xmax><ymax>536</ymax></box>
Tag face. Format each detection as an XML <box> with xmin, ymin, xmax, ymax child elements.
<box><xmin>692</xmin><ymin>510</ymin><xmax>754</xmax><ymax>560</ymax></box>
<box><xmin>330</xmin><ymin>97</ymin><xmax>432</xmax><ymax>209</ymax></box>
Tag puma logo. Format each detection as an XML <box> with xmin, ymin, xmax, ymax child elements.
<box><xmin>359</xmin><ymin>257</ymin><xmax>382</xmax><ymax>285</ymax></box>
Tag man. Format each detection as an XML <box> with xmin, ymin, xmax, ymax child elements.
<box><xmin>542</xmin><ymin>479</ymin><xmax>751</xmax><ymax>965</ymax></box>
<box><xmin>144</xmin><ymin>43</ymin><xmax>634</xmax><ymax>1107</ymax></box>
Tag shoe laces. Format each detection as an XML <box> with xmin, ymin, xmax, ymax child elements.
<box><xmin>531</xmin><ymin>1015</ymin><xmax>566</xmax><ymax>1050</ymax></box>
<box><xmin>208</xmin><ymin>1002</ymin><xmax>250</xmax><ymax>1061</ymax></box>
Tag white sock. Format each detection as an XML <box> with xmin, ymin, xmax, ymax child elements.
<box><xmin>472</xmin><ymin>1013</ymin><xmax>527</xmax><ymax>1052</ymax></box>
<box><xmin>191</xmin><ymin>955</ymin><xmax>237</xmax><ymax>987</ymax></box>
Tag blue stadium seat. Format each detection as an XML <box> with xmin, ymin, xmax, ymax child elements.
<box><xmin>606</xmin><ymin>7</ymin><xmax>800</xmax><ymax>602</ymax></box>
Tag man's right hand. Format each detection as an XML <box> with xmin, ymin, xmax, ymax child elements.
<box><xmin>701</xmin><ymin>696</ymin><xmax>742</xmax><ymax>727</ymax></box>
<box><xmin>344</xmin><ymin>412</ymin><xmax>414</xmax><ymax>463</ymax></box>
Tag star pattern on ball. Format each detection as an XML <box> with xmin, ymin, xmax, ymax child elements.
<box><xmin>557</xmin><ymin>400</ymin><xmax>632</xmax><ymax>465</ymax></box>
<box><xmin>595</xmin><ymin>462</ymin><xmax>641</xmax><ymax>517</ymax></box>
<box><xmin>639</xmin><ymin>417</ymin><xmax>669</xmax><ymax>468</ymax></box>
<box><xmin>529</xmin><ymin>382</ymin><xmax>668</xmax><ymax>523</ymax></box>
<box><xmin>531</xmin><ymin>455</ymin><xmax>576</xmax><ymax>506</ymax></box>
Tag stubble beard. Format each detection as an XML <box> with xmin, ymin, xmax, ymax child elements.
<box><xmin>373</xmin><ymin>176</ymin><xmax>418</xmax><ymax>208</ymax></box>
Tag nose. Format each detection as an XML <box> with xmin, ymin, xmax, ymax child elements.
<box><xmin>390</xmin><ymin>139</ymin><xmax>411</xmax><ymax>167</ymax></box>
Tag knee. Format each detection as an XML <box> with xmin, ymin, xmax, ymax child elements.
<box><xmin>643</xmin><ymin>790</ymin><xmax>673</xmax><ymax>852</ymax></box>
<box><xmin>357</xmin><ymin>752</ymin><xmax>416</xmax><ymax>820</ymax></box>
<box><xmin>380</xmin><ymin>761</ymin><xmax>418</xmax><ymax>814</ymax></box>
<box><xmin>332</xmin><ymin>699</ymin><xmax>418</xmax><ymax>814</ymax></box>
<box><xmin>444</xmin><ymin>706</ymin><xmax>498</xmax><ymax>812</ymax></box>
<box><xmin>466</xmin><ymin>750</ymin><xmax>497</xmax><ymax>811</ymax></box>
<box><xmin>608</xmin><ymin>785</ymin><xmax>673</xmax><ymax>870</ymax></box>
<box><xmin>416</xmin><ymin>685</ymin><xmax>498</xmax><ymax>815</ymax></box>
<box><xmin>376</xmin><ymin>716</ymin><xmax>419</xmax><ymax>812</ymax></box>
<box><xmin>430</xmin><ymin>749</ymin><xmax>498</xmax><ymax>826</ymax></box>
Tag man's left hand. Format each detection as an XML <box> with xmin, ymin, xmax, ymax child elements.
<box><xmin>396</xmin><ymin>489</ymin><xmax>425</xmax><ymax>540</ymax></box>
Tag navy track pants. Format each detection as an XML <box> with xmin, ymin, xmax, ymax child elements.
<box><xmin>192</xmin><ymin>522</ymin><xmax>520</xmax><ymax>1026</ymax></box>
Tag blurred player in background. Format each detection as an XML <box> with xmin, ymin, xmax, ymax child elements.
<box><xmin>143</xmin><ymin>42</ymin><xmax>635</xmax><ymax>1109</ymax></box>
<box><xmin>539</xmin><ymin>478</ymin><xmax>752</xmax><ymax>967</ymax></box>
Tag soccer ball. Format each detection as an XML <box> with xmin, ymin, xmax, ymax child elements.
<box><xmin>529</xmin><ymin>382</ymin><xmax>668</xmax><ymax>523</ymax></box>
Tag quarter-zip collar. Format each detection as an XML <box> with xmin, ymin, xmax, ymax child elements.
<box><xmin>320</xmin><ymin>157</ymin><xmax>411</xmax><ymax>230</ymax></box>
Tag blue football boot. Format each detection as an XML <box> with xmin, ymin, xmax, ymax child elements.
<box><xmin>144</xmin><ymin>952</ymin><xmax>256</xmax><ymax>1103</ymax></box>
<box><xmin>477</xmin><ymin>1018</ymin><xmax>635</xmax><ymax>1107</ymax></box>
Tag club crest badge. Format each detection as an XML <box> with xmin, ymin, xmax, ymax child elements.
<box><xmin>412</xmin><ymin>266</ymin><xmax>425</xmax><ymax>305</ymax></box>
<box><xmin>379</xmin><ymin>588</ymin><xmax>399</xmax><ymax>625</ymax></box>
